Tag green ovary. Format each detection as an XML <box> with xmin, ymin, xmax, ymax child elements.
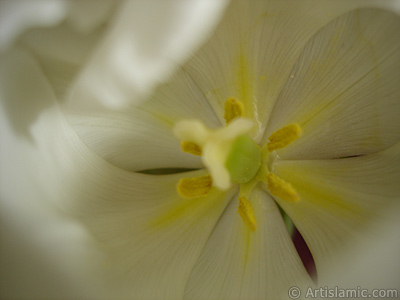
<box><xmin>225</xmin><ymin>135</ymin><xmax>261</xmax><ymax>184</ymax></box>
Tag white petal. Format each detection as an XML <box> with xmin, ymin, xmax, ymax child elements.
<box><xmin>271</xmin><ymin>143</ymin><xmax>400</xmax><ymax>281</ymax></box>
<box><xmin>77</xmin><ymin>170</ymin><xmax>235</xmax><ymax>300</ymax></box>
<box><xmin>318</xmin><ymin>203</ymin><xmax>400</xmax><ymax>291</ymax></box>
<box><xmin>264</xmin><ymin>8</ymin><xmax>400</xmax><ymax>159</ymax></box>
<box><xmin>63</xmin><ymin>4</ymin><xmax>228</xmax><ymax>171</ymax></box>
<box><xmin>67</xmin><ymin>110</ymin><xmax>203</xmax><ymax>172</ymax></box>
<box><xmin>183</xmin><ymin>0</ymin><xmax>387</xmax><ymax>141</ymax></box>
<box><xmin>8</xmin><ymin>98</ymin><xmax>235</xmax><ymax>298</ymax></box>
<box><xmin>71</xmin><ymin>0</ymin><xmax>230</xmax><ymax>109</ymax></box>
<box><xmin>0</xmin><ymin>48</ymin><xmax>235</xmax><ymax>299</ymax></box>
<box><xmin>184</xmin><ymin>189</ymin><xmax>312</xmax><ymax>300</ymax></box>
<box><xmin>0</xmin><ymin>0</ymin><xmax>66</xmax><ymax>51</ymax></box>
<box><xmin>0</xmin><ymin>47</ymin><xmax>109</xmax><ymax>299</ymax></box>
<box><xmin>66</xmin><ymin>67</ymin><xmax>224</xmax><ymax>171</ymax></box>
<box><xmin>141</xmin><ymin>68</ymin><xmax>222</xmax><ymax>128</ymax></box>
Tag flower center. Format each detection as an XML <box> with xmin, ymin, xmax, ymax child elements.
<box><xmin>226</xmin><ymin>134</ymin><xmax>261</xmax><ymax>184</ymax></box>
<box><xmin>173</xmin><ymin>98</ymin><xmax>302</xmax><ymax>231</ymax></box>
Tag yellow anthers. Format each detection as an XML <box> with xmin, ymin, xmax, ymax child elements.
<box><xmin>177</xmin><ymin>175</ymin><xmax>213</xmax><ymax>198</ymax></box>
<box><xmin>267</xmin><ymin>173</ymin><xmax>299</xmax><ymax>202</ymax></box>
<box><xmin>267</xmin><ymin>124</ymin><xmax>302</xmax><ymax>152</ymax></box>
<box><xmin>224</xmin><ymin>98</ymin><xmax>244</xmax><ymax>124</ymax></box>
<box><xmin>237</xmin><ymin>196</ymin><xmax>257</xmax><ymax>231</ymax></box>
<box><xmin>181</xmin><ymin>141</ymin><xmax>202</xmax><ymax>156</ymax></box>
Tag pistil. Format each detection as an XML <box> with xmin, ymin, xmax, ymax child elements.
<box><xmin>173</xmin><ymin>98</ymin><xmax>303</xmax><ymax>231</ymax></box>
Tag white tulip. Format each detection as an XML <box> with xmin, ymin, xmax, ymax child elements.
<box><xmin>1</xmin><ymin>0</ymin><xmax>399</xmax><ymax>299</ymax></box>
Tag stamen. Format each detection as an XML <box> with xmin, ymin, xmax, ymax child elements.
<box><xmin>267</xmin><ymin>124</ymin><xmax>301</xmax><ymax>152</ymax></box>
<box><xmin>267</xmin><ymin>173</ymin><xmax>299</xmax><ymax>202</ymax></box>
<box><xmin>237</xmin><ymin>196</ymin><xmax>257</xmax><ymax>231</ymax></box>
<box><xmin>181</xmin><ymin>141</ymin><xmax>202</xmax><ymax>156</ymax></box>
<box><xmin>224</xmin><ymin>98</ymin><xmax>244</xmax><ymax>124</ymax></box>
<box><xmin>177</xmin><ymin>175</ymin><xmax>213</xmax><ymax>198</ymax></box>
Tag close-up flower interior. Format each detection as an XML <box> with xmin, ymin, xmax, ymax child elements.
<box><xmin>1</xmin><ymin>1</ymin><xmax>399</xmax><ymax>300</ymax></box>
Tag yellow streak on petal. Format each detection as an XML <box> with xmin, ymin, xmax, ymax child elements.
<box><xmin>273</xmin><ymin>162</ymin><xmax>365</xmax><ymax>218</ymax></box>
<box><xmin>235</xmin><ymin>53</ymin><xmax>258</xmax><ymax>133</ymax></box>
<box><xmin>237</xmin><ymin>196</ymin><xmax>257</xmax><ymax>231</ymax></box>
<box><xmin>267</xmin><ymin>173</ymin><xmax>299</xmax><ymax>202</ymax></box>
<box><xmin>150</xmin><ymin>189</ymin><xmax>226</xmax><ymax>229</ymax></box>
<box><xmin>181</xmin><ymin>141</ymin><xmax>202</xmax><ymax>156</ymax></box>
<box><xmin>177</xmin><ymin>175</ymin><xmax>212</xmax><ymax>198</ymax></box>
<box><xmin>224</xmin><ymin>98</ymin><xmax>244</xmax><ymax>124</ymax></box>
<box><xmin>267</xmin><ymin>124</ymin><xmax>302</xmax><ymax>152</ymax></box>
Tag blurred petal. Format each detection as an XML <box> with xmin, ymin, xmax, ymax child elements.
<box><xmin>0</xmin><ymin>0</ymin><xmax>116</xmax><ymax>52</ymax></box>
<box><xmin>184</xmin><ymin>189</ymin><xmax>312</xmax><ymax>300</ymax></box>
<box><xmin>183</xmin><ymin>0</ymin><xmax>392</xmax><ymax>141</ymax></box>
<box><xmin>70</xmin><ymin>0</ymin><xmax>230</xmax><ymax>109</ymax></box>
<box><xmin>19</xmin><ymin>24</ymin><xmax>103</xmax><ymax>100</ymax></box>
<box><xmin>2</xmin><ymin>1</ymin><xmax>116</xmax><ymax>100</ymax></box>
<box><xmin>0</xmin><ymin>48</ymin><xmax>57</xmax><ymax>137</ymax></box>
<box><xmin>374</xmin><ymin>0</ymin><xmax>400</xmax><ymax>14</ymax></box>
<box><xmin>0</xmin><ymin>0</ymin><xmax>66</xmax><ymax>51</ymax></box>
<box><xmin>0</xmin><ymin>162</ymin><xmax>106</xmax><ymax>300</ymax></box>
<box><xmin>65</xmin><ymin>0</ymin><xmax>116</xmax><ymax>33</ymax></box>
<box><xmin>0</xmin><ymin>47</ymin><xmax>107</xmax><ymax>299</ymax></box>
<box><xmin>264</xmin><ymin>8</ymin><xmax>400</xmax><ymax>159</ymax></box>
<box><xmin>271</xmin><ymin>142</ymin><xmax>400</xmax><ymax>280</ymax></box>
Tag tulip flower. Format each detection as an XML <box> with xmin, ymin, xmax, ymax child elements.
<box><xmin>1</xmin><ymin>0</ymin><xmax>399</xmax><ymax>299</ymax></box>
